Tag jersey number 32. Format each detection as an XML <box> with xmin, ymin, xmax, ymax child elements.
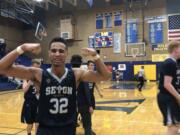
<box><xmin>49</xmin><ymin>98</ymin><xmax>68</xmax><ymax>114</ymax></box>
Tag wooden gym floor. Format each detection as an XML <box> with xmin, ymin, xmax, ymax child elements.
<box><xmin>0</xmin><ymin>81</ymin><xmax>168</xmax><ymax>135</ymax></box>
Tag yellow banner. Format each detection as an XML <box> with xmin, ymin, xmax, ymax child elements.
<box><xmin>152</xmin><ymin>54</ymin><xmax>168</xmax><ymax>62</ymax></box>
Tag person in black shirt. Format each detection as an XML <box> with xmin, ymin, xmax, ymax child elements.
<box><xmin>115</xmin><ymin>69</ymin><xmax>121</xmax><ymax>83</ymax></box>
<box><xmin>85</xmin><ymin>60</ymin><xmax>103</xmax><ymax>135</ymax></box>
<box><xmin>70</xmin><ymin>55</ymin><xmax>93</xmax><ymax>135</ymax></box>
<box><xmin>0</xmin><ymin>40</ymin><xmax>6</xmax><ymax>58</ymax></box>
<box><xmin>137</xmin><ymin>66</ymin><xmax>145</xmax><ymax>91</ymax></box>
<box><xmin>176</xmin><ymin>59</ymin><xmax>180</xmax><ymax>134</ymax></box>
<box><xmin>86</xmin><ymin>60</ymin><xmax>103</xmax><ymax>109</ymax></box>
<box><xmin>21</xmin><ymin>59</ymin><xmax>41</xmax><ymax>135</ymax></box>
<box><xmin>176</xmin><ymin>59</ymin><xmax>180</xmax><ymax>90</ymax></box>
<box><xmin>157</xmin><ymin>41</ymin><xmax>180</xmax><ymax>135</ymax></box>
<box><xmin>0</xmin><ymin>37</ymin><xmax>111</xmax><ymax>135</ymax></box>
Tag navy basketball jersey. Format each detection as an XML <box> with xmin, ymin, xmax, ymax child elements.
<box><xmin>159</xmin><ymin>58</ymin><xmax>178</xmax><ymax>95</ymax></box>
<box><xmin>86</xmin><ymin>82</ymin><xmax>95</xmax><ymax>108</ymax></box>
<box><xmin>176</xmin><ymin>61</ymin><xmax>180</xmax><ymax>90</ymax></box>
<box><xmin>87</xmin><ymin>82</ymin><xmax>95</xmax><ymax>91</ymax></box>
<box><xmin>77</xmin><ymin>82</ymin><xmax>91</xmax><ymax>107</ymax></box>
<box><xmin>24</xmin><ymin>82</ymin><xmax>37</xmax><ymax>101</ymax></box>
<box><xmin>38</xmin><ymin>68</ymin><xmax>77</xmax><ymax>127</ymax></box>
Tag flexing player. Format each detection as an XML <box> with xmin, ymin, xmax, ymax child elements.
<box><xmin>0</xmin><ymin>37</ymin><xmax>111</xmax><ymax>135</ymax></box>
<box><xmin>21</xmin><ymin>59</ymin><xmax>41</xmax><ymax>135</ymax></box>
<box><xmin>158</xmin><ymin>41</ymin><xmax>180</xmax><ymax>135</ymax></box>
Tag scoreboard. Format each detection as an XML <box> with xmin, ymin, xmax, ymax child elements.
<box><xmin>94</xmin><ymin>32</ymin><xmax>113</xmax><ymax>48</ymax></box>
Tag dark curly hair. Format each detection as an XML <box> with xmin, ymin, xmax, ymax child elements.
<box><xmin>70</xmin><ymin>55</ymin><xmax>82</xmax><ymax>68</ymax></box>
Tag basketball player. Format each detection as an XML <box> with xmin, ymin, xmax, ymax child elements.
<box><xmin>83</xmin><ymin>60</ymin><xmax>104</xmax><ymax>135</ymax></box>
<box><xmin>70</xmin><ymin>54</ymin><xmax>93</xmax><ymax>135</ymax></box>
<box><xmin>0</xmin><ymin>37</ymin><xmax>111</xmax><ymax>135</ymax></box>
<box><xmin>87</xmin><ymin>60</ymin><xmax>103</xmax><ymax>105</ymax></box>
<box><xmin>21</xmin><ymin>59</ymin><xmax>41</xmax><ymax>135</ymax></box>
<box><xmin>157</xmin><ymin>41</ymin><xmax>180</xmax><ymax>135</ymax></box>
<box><xmin>176</xmin><ymin>59</ymin><xmax>180</xmax><ymax>90</ymax></box>
<box><xmin>176</xmin><ymin>59</ymin><xmax>180</xmax><ymax>134</ymax></box>
<box><xmin>137</xmin><ymin>66</ymin><xmax>145</xmax><ymax>91</ymax></box>
<box><xmin>115</xmin><ymin>69</ymin><xmax>121</xmax><ymax>83</ymax></box>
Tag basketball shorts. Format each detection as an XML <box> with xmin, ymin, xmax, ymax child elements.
<box><xmin>36</xmin><ymin>125</ymin><xmax>76</xmax><ymax>135</ymax></box>
<box><xmin>157</xmin><ymin>92</ymin><xmax>180</xmax><ymax>126</ymax></box>
<box><xmin>21</xmin><ymin>100</ymin><xmax>38</xmax><ymax>124</ymax></box>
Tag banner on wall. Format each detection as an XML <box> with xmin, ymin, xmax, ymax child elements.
<box><xmin>145</xmin><ymin>15</ymin><xmax>167</xmax><ymax>23</ymax></box>
<box><xmin>86</xmin><ymin>0</ymin><xmax>93</xmax><ymax>7</ymax></box>
<box><xmin>104</xmin><ymin>12</ymin><xmax>112</xmax><ymax>28</ymax></box>
<box><xmin>126</xmin><ymin>19</ymin><xmax>138</xmax><ymax>43</ymax></box>
<box><xmin>113</xmin><ymin>33</ymin><xmax>121</xmax><ymax>53</ymax></box>
<box><xmin>134</xmin><ymin>65</ymin><xmax>156</xmax><ymax>81</ymax></box>
<box><xmin>149</xmin><ymin>22</ymin><xmax>163</xmax><ymax>44</ymax></box>
<box><xmin>151</xmin><ymin>44</ymin><xmax>167</xmax><ymax>51</ymax></box>
<box><xmin>88</xmin><ymin>36</ymin><xmax>95</xmax><ymax>48</ymax></box>
<box><xmin>114</xmin><ymin>11</ymin><xmax>122</xmax><ymax>26</ymax></box>
<box><xmin>152</xmin><ymin>54</ymin><xmax>168</xmax><ymax>62</ymax></box>
<box><xmin>96</xmin><ymin>13</ymin><xmax>103</xmax><ymax>29</ymax></box>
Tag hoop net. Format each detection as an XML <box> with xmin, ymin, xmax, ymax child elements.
<box><xmin>131</xmin><ymin>48</ymin><xmax>138</xmax><ymax>59</ymax></box>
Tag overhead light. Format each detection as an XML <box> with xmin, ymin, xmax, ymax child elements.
<box><xmin>34</xmin><ymin>0</ymin><xmax>43</xmax><ymax>2</ymax></box>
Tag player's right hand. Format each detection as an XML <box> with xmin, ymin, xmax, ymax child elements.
<box><xmin>176</xmin><ymin>95</ymin><xmax>180</xmax><ymax>105</ymax></box>
<box><xmin>21</xmin><ymin>43</ymin><xmax>41</xmax><ymax>54</ymax></box>
<box><xmin>82</xmin><ymin>48</ymin><xmax>97</xmax><ymax>57</ymax></box>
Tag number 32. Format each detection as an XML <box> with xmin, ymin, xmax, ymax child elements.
<box><xmin>50</xmin><ymin>98</ymin><xmax>68</xmax><ymax>114</ymax></box>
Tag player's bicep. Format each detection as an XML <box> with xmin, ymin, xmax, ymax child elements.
<box><xmin>2</xmin><ymin>65</ymin><xmax>37</xmax><ymax>81</ymax></box>
<box><xmin>81</xmin><ymin>70</ymin><xmax>105</xmax><ymax>82</ymax></box>
<box><xmin>164</xmin><ymin>76</ymin><xmax>173</xmax><ymax>85</ymax></box>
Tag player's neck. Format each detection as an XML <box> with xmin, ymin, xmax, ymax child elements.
<box><xmin>51</xmin><ymin>66</ymin><xmax>66</xmax><ymax>78</ymax></box>
<box><xmin>169</xmin><ymin>54</ymin><xmax>177</xmax><ymax>60</ymax></box>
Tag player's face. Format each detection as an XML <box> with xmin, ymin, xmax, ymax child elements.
<box><xmin>49</xmin><ymin>42</ymin><xmax>68</xmax><ymax>67</ymax></box>
<box><xmin>88</xmin><ymin>63</ymin><xmax>94</xmax><ymax>71</ymax></box>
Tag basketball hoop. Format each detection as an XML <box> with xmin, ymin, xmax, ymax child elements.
<box><xmin>125</xmin><ymin>42</ymin><xmax>146</xmax><ymax>57</ymax></box>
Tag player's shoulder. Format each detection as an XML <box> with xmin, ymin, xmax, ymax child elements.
<box><xmin>72</xmin><ymin>68</ymin><xmax>87</xmax><ymax>81</ymax></box>
<box><xmin>164</xmin><ymin>58</ymin><xmax>176</xmax><ymax>66</ymax></box>
<box><xmin>72</xmin><ymin>68</ymin><xmax>82</xmax><ymax>75</ymax></box>
<box><xmin>165</xmin><ymin>57</ymin><xmax>176</xmax><ymax>63</ymax></box>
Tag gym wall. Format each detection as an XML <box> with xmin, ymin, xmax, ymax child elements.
<box><xmin>0</xmin><ymin>16</ymin><xmax>24</xmax><ymax>51</ymax></box>
<box><xmin>24</xmin><ymin>0</ymin><xmax>167</xmax><ymax>63</ymax></box>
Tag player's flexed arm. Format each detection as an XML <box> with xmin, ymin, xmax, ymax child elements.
<box><xmin>74</xmin><ymin>48</ymin><xmax>112</xmax><ymax>84</ymax></box>
<box><xmin>0</xmin><ymin>43</ymin><xmax>42</xmax><ymax>85</ymax></box>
